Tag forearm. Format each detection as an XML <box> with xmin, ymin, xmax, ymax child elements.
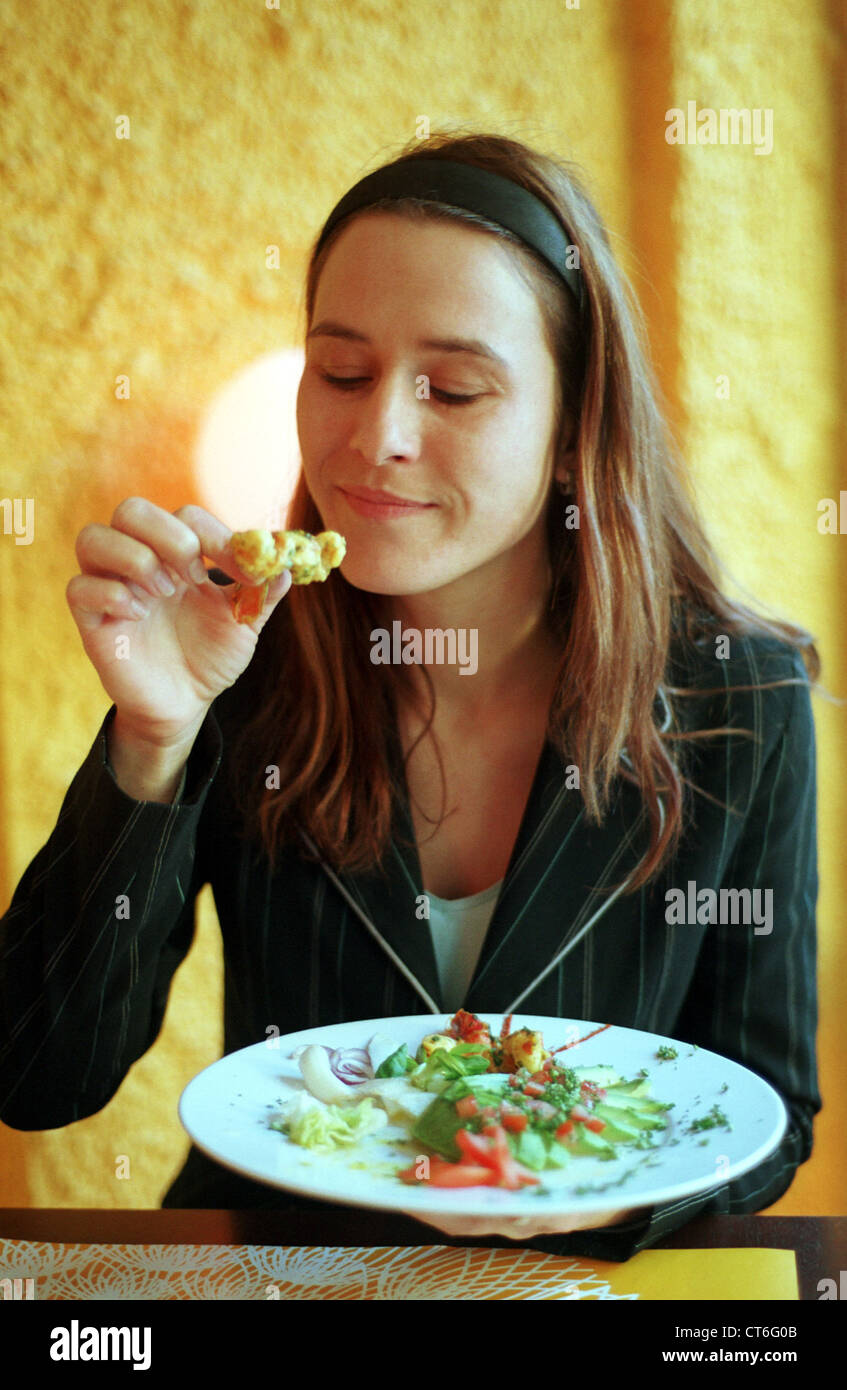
<box><xmin>0</xmin><ymin>706</ymin><xmax>222</xmax><ymax>1128</ymax></box>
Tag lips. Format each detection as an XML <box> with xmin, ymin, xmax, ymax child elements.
<box><xmin>337</xmin><ymin>485</ymin><xmax>438</xmax><ymax>520</ymax></box>
<box><xmin>340</xmin><ymin>486</ymin><xmax>435</xmax><ymax>507</ymax></box>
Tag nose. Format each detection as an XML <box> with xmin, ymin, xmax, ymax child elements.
<box><xmin>347</xmin><ymin>371</ymin><xmax>422</xmax><ymax>466</ymax></box>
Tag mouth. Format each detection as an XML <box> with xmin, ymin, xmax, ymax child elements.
<box><xmin>337</xmin><ymin>485</ymin><xmax>438</xmax><ymax>519</ymax></box>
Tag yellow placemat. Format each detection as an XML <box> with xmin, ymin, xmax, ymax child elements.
<box><xmin>0</xmin><ymin>1241</ymin><xmax>797</xmax><ymax>1300</ymax></box>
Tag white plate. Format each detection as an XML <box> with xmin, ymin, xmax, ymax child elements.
<box><xmin>178</xmin><ymin>1014</ymin><xmax>787</xmax><ymax>1221</ymax></box>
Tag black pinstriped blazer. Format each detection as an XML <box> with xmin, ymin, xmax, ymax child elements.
<box><xmin>0</xmin><ymin>620</ymin><xmax>821</xmax><ymax>1262</ymax></box>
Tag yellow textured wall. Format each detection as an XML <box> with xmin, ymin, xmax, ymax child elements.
<box><xmin>0</xmin><ymin>0</ymin><xmax>843</xmax><ymax>1215</ymax></box>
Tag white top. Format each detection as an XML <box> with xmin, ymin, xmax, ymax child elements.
<box><xmin>427</xmin><ymin>880</ymin><xmax>503</xmax><ymax>1011</ymax></box>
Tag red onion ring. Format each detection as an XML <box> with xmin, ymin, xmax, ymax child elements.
<box><xmin>328</xmin><ymin>1046</ymin><xmax>373</xmax><ymax>1084</ymax></box>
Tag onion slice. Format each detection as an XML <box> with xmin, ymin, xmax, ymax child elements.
<box><xmin>289</xmin><ymin>1043</ymin><xmax>374</xmax><ymax>1087</ymax></box>
<box><xmin>329</xmin><ymin>1047</ymin><xmax>373</xmax><ymax>1083</ymax></box>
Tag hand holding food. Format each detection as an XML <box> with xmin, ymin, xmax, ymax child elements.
<box><xmin>229</xmin><ymin>528</ymin><xmax>346</xmax><ymax>622</ymax></box>
<box><xmin>67</xmin><ymin>498</ymin><xmax>292</xmax><ymax>761</ymax></box>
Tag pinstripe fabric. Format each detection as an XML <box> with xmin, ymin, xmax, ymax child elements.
<box><xmin>0</xmin><ymin>626</ymin><xmax>820</xmax><ymax>1262</ymax></box>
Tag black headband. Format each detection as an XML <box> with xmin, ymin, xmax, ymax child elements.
<box><xmin>315</xmin><ymin>157</ymin><xmax>584</xmax><ymax>313</ymax></box>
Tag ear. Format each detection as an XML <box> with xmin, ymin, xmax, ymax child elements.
<box><xmin>554</xmin><ymin>446</ymin><xmax>576</xmax><ymax>489</ymax></box>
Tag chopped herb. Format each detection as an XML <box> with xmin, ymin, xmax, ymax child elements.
<box><xmin>572</xmin><ymin>1159</ymin><xmax>646</xmax><ymax>1195</ymax></box>
<box><xmin>656</xmin><ymin>1045</ymin><xmax>678</xmax><ymax>1060</ymax></box>
<box><xmin>688</xmin><ymin>1104</ymin><xmax>732</xmax><ymax>1133</ymax></box>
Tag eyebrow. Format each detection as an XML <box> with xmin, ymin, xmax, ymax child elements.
<box><xmin>306</xmin><ymin>320</ymin><xmax>510</xmax><ymax>370</ymax></box>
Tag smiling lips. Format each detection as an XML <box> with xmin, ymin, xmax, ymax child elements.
<box><xmin>338</xmin><ymin>485</ymin><xmax>437</xmax><ymax>519</ymax></box>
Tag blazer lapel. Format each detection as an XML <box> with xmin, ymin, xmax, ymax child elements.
<box><xmin>313</xmin><ymin>733</ymin><xmax>653</xmax><ymax>1018</ymax></box>
<box><xmin>309</xmin><ymin>781</ymin><xmax>443</xmax><ymax>1014</ymax></box>
<box><xmin>465</xmin><ymin>741</ymin><xmax>652</xmax><ymax>1013</ymax></box>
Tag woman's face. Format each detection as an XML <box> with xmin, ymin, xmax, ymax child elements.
<box><xmin>296</xmin><ymin>211</ymin><xmax>564</xmax><ymax>599</ymax></box>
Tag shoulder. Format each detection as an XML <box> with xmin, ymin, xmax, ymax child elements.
<box><xmin>665</xmin><ymin>614</ymin><xmax>815</xmax><ymax>754</ymax></box>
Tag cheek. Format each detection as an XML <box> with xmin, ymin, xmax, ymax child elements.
<box><xmin>296</xmin><ymin>376</ymin><xmax>321</xmax><ymax>447</ymax></box>
<box><xmin>296</xmin><ymin>380</ymin><xmax>339</xmax><ymax>486</ymax></box>
<box><xmin>462</xmin><ymin>414</ymin><xmax>553</xmax><ymax>505</ymax></box>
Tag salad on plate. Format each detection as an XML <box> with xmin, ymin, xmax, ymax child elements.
<box><xmin>268</xmin><ymin>1009</ymin><xmax>674</xmax><ymax>1190</ymax></box>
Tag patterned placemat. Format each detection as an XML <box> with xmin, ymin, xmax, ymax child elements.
<box><xmin>0</xmin><ymin>1241</ymin><xmax>798</xmax><ymax>1300</ymax></box>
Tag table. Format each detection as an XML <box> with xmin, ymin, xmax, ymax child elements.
<box><xmin>2</xmin><ymin>1209</ymin><xmax>844</xmax><ymax>1301</ymax></box>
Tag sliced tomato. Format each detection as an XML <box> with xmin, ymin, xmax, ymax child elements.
<box><xmin>523</xmin><ymin>1081</ymin><xmax>545</xmax><ymax>1097</ymax></box>
<box><xmin>455</xmin><ymin>1096</ymin><xmax>478</xmax><ymax>1119</ymax></box>
<box><xmin>456</xmin><ymin>1128</ymin><xmax>498</xmax><ymax>1167</ymax></box>
<box><xmin>569</xmin><ymin>1104</ymin><xmax>589</xmax><ymax>1122</ymax></box>
<box><xmin>583</xmin><ymin>1116</ymin><xmax>606</xmax><ymax>1133</ymax></box>
<box><xmin>398</xmin><ymin>1156</ymin><xmax>494</xmax><ymax>1187</ymax></box>
<box><xmin>500</xmin><ymin>1110</ymin><xmax>528</xmax><ymax>1134</ymax></box>
<box><xmin>424</xmin><ymin>1161</ymin><xmax>496</xmax><ymax>1187</ymax></box>
<box><xmin>447</xmin><ymin>1009</ymin><xmax>492</xmax><ymax>1048</ymax></box>
<box><xmin>476</xmin><ymin>1124</ymin><xmax>539</xmax><ymax>1189</ymax></box>
<box><xmin>555</xmin><ymin>1120</ymin><xmax>574</xmax><ymax>1140</ymax></box>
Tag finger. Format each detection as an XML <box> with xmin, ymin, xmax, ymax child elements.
<box><xmin>171</xmin><ymin>503</ymin><xmax>249</xmax><ymax>581</ymax></box>
<box><xmin>400</xmin><ymin>1209</ymin><xmax>605</xmax><ymax>1240</ymax></box>
<box><xmin>76</xmin><ymin>523</ymin><xmax>181</xmax><ymax>601</ymax></box>
<box><xmin>109</xmin><ymin>498</ymin><xmax>226</xmax><ymax>588</ymax></box>
<box><xmin>66</xmin><ymin>573</ymin><xmax>152</xmax><ymax>630</ymax></box>
<box><xmin>399</xmin><ymin>1210</ymin><xmax>496</xmax><ymax>1239</ymax></box>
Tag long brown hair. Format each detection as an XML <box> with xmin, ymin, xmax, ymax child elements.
<box><xmin>230</xmin><ymin>131</ymin><xmax>819</xmax><ymax>890</ymax></box>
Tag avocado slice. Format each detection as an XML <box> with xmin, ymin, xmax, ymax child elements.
<box><xmin>607</xmin><ymin>1078</ymin><xmax>653</xmax><ymax>1098</ymax></box>
<box><xmin>589</xmin><ymin>1106</ymin><xmax>642</xmax><ymax>1143</ymax></box>
<box><xmin>512</xmin><ymin>1128</ymin><xmax>550</xmax><ymax>1171</ymax></box>
<box><xmin>411</xmin><ymin>1095</ymin><xmax>465</xmax><ymax>1160</ymax></box>
<box><xmin>572</xmin><ymin>1065</ymin><xmax>623</xmax><ymax>1086</ymax></box>
<box><xmin>596</xmin><ymin>1090</ymin><xmax>669</xmax><ymax>1119</ymax></box>
<box><xmin>559</xmin><ymin>1125</ymin><xmax>617</xmax><ymax>1159</ymax></box>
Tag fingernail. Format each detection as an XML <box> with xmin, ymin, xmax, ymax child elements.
<box><xmin>130</xmin><ymin>599</ymin><xmax>150</xmax><ymax>618</ymax></box>
<box><xmin>153</xmin><ymin>569</ymin><xmax>176</xmax><ymax>596</ymax></box>
<box><xmin>189</xmin><ymin>558</ymin><xmax>208</xmax><ymax>584</ymax></box>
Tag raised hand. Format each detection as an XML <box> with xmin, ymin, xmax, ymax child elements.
<box><xmin>67</xmin><ymin>498</ymin><xmax>291</xmax><ymax>796</ymax></box>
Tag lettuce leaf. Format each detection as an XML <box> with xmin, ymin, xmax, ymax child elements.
<box><xmin>270</xmin><ymin>1096</ymin><xmax>386</xmax><ymax>1152</ymax></box>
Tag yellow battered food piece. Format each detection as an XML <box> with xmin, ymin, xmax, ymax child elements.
<box><xmin>417</xmin><ymin>1034</ymin><xmax>458</xmax><ymax>1062</ymax></box>
<box><xmin>229</xmin><ymin>528</ymin><xmax>346</xmax><ymax>622</ymax></box>
<box><xmin>500</xmin><ymin>1029</ymin><xmax>549</xmax><ymax>1074</ymax></box>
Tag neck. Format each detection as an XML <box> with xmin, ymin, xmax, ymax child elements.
<box><xmin>380</xmin><ymin>549</ymin><xmax>562</xmax><ymax>716</ymax></box>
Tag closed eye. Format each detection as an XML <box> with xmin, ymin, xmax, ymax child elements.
<box><xmin>319</xmin><ymin>374</ymin><xmax>482</xmax><ymax>405</ymax></box>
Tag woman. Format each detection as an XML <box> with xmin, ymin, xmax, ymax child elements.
<box><xmin>0</xmin><ymin>132</ymin><xmax>821</xmax><ymax>1260</ymax></box>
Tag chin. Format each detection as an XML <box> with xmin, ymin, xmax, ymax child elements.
<box><xmin>339</xmin><ymin>558</ymin><xmax>449</xmax><ymax>597</ymax></box>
